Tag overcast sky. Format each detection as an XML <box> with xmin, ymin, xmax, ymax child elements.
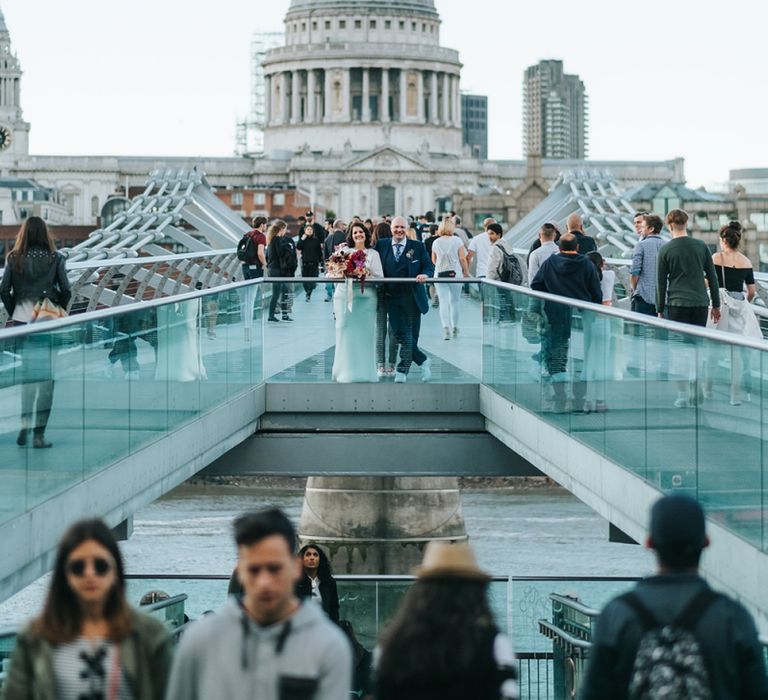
<box><xmin>2</xmin><ymin>0</ymin><xmax>765</xmax><ymax>189</ymax></box>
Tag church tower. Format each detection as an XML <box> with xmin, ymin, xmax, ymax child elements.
<box><xmin>0</xmin><ymin>6</ymin><xmax>30</xmax><ymax>158</ymax></box>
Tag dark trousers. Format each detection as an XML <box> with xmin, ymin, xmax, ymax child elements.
<box><xmin>542</xmin><ymin>304</ymin><xmax>572</xmax><ymax>377</ymax></box>
<box><xmin>301</xmin><ymin>262</ymin><xmax>319</xmax><ymax>295</ymax></box>
<box><xmin>269</xmin><ymin>282</ymin><xmax>291</xmax><ymax>318</ymax></box>
<box><xmin>22</xmin><ymin>381</ymin><xmax>54</xmax><ymax>430</ymax></box>
<box><xmin>387</xmin><ymin>294</ymin><xmax>426</xmax><ymax>374</ymax></box>
<box><xmin>631</xmin><ymin>295</ymin><xmax>656</xmax><ymax>316</ymax></box>
<box><xmin>10</xmin><ymin>325</ymin><xmax>55</xmax><ymax>432</ymax></box>
<box><xmin>667</xmin><ymin>306</ymin><xmax>708</xmax><ymax>328</ymax></box>
<box><xmin>376</xmin><ymin>289</ymin><xmax>398</xmax><ymax>368</ymax></box>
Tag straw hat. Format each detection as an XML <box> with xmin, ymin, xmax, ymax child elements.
<box><xmin>414</xmin><ymin>541</ymin><xmax>490</xmax><ymax>581</ymax></box>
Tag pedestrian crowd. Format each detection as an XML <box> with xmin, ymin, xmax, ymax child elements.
<box><xmin>3</xmin><ymin>495</ymin><xmax>766</xmax><ymax>699</ymax></box>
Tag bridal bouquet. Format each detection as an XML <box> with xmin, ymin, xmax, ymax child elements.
<box><xmin>327</xmin><ymin>247</ymin><xmax>372</xmax><ymax>309</ymax></box>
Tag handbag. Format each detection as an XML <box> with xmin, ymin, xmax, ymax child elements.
<box><xmin>31</xmin><ymin>295</ymin><xmax>67</xmax><ymax>323</ymax></box>
<box><xmin>437</xmin><ymin>270</ymin><xmax>456</xmax><ymax>278</ymax></box>
<box><xmin>708</xmin><ymin>261</ymin><xmax>761</xmax><ymax>339</ymax></box>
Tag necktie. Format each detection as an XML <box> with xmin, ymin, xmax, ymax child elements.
<box><xmin>394</xmin><ymin>243</ymin><xmax>403</xmax><ymax>261</ymax></box>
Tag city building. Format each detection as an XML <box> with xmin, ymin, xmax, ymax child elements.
<box><xmin>461</xmin><ymin>93</ymin><xmax>487</xmax><ymax>159</ymax></box>
<box><xmin>730</xmin><ymin>168</ymin><xmax>768</xmax><ymax>195</ymax></box>
<box><xmin>0</xmin><ymin>1</ymin><xmax>683</xmax><ymax>233</ymax></box>
<box><xmin>523</xmin><ymin>59</ymin><xmax>588</xmax><ymax>160</ymax></box>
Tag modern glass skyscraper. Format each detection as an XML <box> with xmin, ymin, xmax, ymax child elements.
<box><xmin>523</xmin><ymin>60</ymin><xmax>588</xmax><ymax>159</ymax></box>
<box><xmin>461</xmin><ymin>93</ymin><xmax>488</xmax><ymax>159</ymax></box>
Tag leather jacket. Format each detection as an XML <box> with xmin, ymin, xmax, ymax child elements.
<box><xmin>1</xmin><ymin>248</ymin><xmax>71</xmax><ymax>316</ymax></box>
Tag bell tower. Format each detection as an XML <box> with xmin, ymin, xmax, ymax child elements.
<box><xmin>0</xmin><ymin>6</ymin><xmax>30</xmax><ymax>158</ymax></box>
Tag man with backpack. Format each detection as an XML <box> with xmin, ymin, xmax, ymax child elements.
<box><xmin>486</xmin><ymin>223</ymin><xmax>523</xmax><ymax>285</ymax></box>
<box><xmin>581</xmin><ymin>493</ymin><xmax>767</xmax><ymax>700</ymax></box>
<box><xmin>237</xmin><ymin>216</ymin><xmax>267</xmax><ymax>279</ymax></box>
<box><xmin>486</xmin><ymin>223</ymin><xmax>522</xmax><ymax>322</ymax></box>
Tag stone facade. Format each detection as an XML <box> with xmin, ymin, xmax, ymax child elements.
<box><xmin>0</xmin><ymin>1</ymin><xmax>687</xmax><ymax>231</ymax></box>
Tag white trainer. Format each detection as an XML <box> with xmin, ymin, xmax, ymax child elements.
<box><xmin>421</xmin><ymin>357</ymin><xmax>432</xmax><ymax>382</ymax></box>
<box><xmin>394</xmin><ymin>372</ymin><xmax>407</xmax><ymax>383</ymax></box>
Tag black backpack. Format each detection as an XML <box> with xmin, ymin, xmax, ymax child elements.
<box><xmin>498</xmin><ymin>244</ymin><xmax>523</xmax><ymax>285</ymax></box>
<box><xmin>236</xmin><ymin>232</ymin><xmax>255</xmax><ymax>262</ymax></box>
<box><xmin>621</xmin><ymin>588</ymin><xmax>718</xmax><ymax>700</ymax></box>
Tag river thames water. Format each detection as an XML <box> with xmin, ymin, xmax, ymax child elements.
<box><xmin>0</xmin><ymin>481</ymin><xmax>654</xmax><ymax>629</ymax></box>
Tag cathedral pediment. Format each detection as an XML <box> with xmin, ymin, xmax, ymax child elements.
<box><xmin>344</xmin><ymin>147</ymin><xmax>428</xmax><ymax>172</ymax></box>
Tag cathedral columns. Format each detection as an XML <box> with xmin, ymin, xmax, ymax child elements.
<box><xmin>430</xmin><ymin>71</ymin><xmax>438</xmax><ymax>125</ymax></box>
<box><xmin>381</xmin><ymin>68</ymin><xmax>390</xmax><ymax>123</ymax></box>
<box><xmin>416</xmin><ymin>71</ymin><xmax>424</xmax><ymax>123</ymax></box>
<box><xmin>291</xmin><ymin>70</ymin><xmax>301</xmax><ymax>124</ymax></box>
<box><xmin>264</xmin><ymin>75</ymin><xmax>272</xmax><ymax>126</ymax></box>
<box><xmin>442</xmin><ymin>72</ymin><xmax>450</xmax><ymax>126</ymax></box>
<box><xmin>341</xmin><ymin>68</ymin><xmax>351</xmax><ymax>121</ymax></box>
<box><xmin>281</xmin><ymin>72</ymin><xmax>290</xmax><ymax>125</ymax></box>
<box><xmin>307</xmin><ymin>69</ymin><xmax>316</xmax><ymax>123</ymax></box>
<box><xmin>451</xmin><ymin>74</ymin><xmax>461</xmax><ymax>127</ymax></box>
<box><xmin>399</xmin><ymin>69</ymin><xmax>407</xmax><ymax>122</ymax></box>
<box><xmin>362</xmin><ymin>68</ymin><xmax>371</xmax><ymax>123</ymax></box>
<box><xmin>323</xmin><ymin>69</ymin><xmax>332</xmax><ymax>123</ymax></box>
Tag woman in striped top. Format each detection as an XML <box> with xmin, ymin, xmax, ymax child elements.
<box><xmin>3</xmin><ymin>519</ymin><xmax>171</xmax><ymax>700</ymax></box>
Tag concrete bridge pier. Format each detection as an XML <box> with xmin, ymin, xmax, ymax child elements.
<box><xmin>298</xmin><ymin>476</ymin><xmax>467</xmax><ymax>574</ymax></box>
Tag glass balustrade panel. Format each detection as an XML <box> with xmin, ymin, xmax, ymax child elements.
<box><xmin>262</xmin><ymin>278</ymin><xmax>480</xmax><ymax>383</ymax></box>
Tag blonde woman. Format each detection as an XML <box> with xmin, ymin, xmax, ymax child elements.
<box><xmin>431</xmin><ymin>217</ymin><xmax>469</xmax><ymax>340</ymax></box>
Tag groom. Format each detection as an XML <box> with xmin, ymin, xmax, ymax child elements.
<box><xmin>376</xmin><ymin>216</ymin><xmax>435</xmax><ymax>383</ymax></box>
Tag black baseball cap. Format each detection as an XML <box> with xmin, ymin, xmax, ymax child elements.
<box><xmin>649</xmin><ymin>494</ymin><xmax>706</xmax><ymax>553</ymax></box>
<box><xmin>306</xmin><ymin>210</ymin><xmax>314</xmax><ymax>218</ymax></box>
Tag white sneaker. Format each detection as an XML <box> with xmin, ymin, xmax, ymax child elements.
<box><xmin>105</xmin><ymin>360</ymin><xmax>117</xmax><ymax>379</ymax></box>
<box><xmin>453</xmin><ymin>327</ymin><xmax>459</xmax><ymax>337</ymax></box>
<box><xmin>443</xmin><ymin>327</ymin><xmax>450</xmax><ymax>340</ymax></box>
<box><xmin>126</xmin><ymin>370</ymin><xmax>140</xmax><ymax>381</ymax></box>
<box><xmin>394</xmin><ymin>372</ymin><xmax>407</xmax><ymax>383</ymax></box>
<box><xmin>673</xmin><ymin>395</ymin><xmax>691</xmax><ymax>408</ymax></box>
<box><xmin>421</xmin><ymin>357</ymin><xmax>432</xmax><ymax>382</ymax></box>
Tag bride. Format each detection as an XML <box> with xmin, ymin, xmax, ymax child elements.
<box><xmin>330</xmin><ymin>222</ymin><xmax>383</xmax><ymax>383</ymax></box>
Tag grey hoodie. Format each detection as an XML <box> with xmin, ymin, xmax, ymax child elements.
<box><xmin>165</xmin><ymin>598</ymin><xmax>351</xmax><ymax>700</ymax></box>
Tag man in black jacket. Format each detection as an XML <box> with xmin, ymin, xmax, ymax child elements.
<box><xmin>582</xmin><ymin>494</ymin><xmax>768</xmax><ymax>700</ymax></box>
<box><xmin>530</xmin><ymin>233</ymin><xmax>601</xmax><ymax>412</ymax></box>
<box><xmin>296</xmin><ymin>222</ymin><xmax>323</xmax><ymax>301</ymax></box>
<box><xmin>565</xmin><ymin>212</ymin><xmax>597</xmax><ymax>254</ymax></box>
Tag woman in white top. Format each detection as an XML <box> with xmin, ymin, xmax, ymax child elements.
<box><xmin>328</xmin><ymin>222</ymin><xmax>384</xmax><ymax>382</ymax></box>
<box><xmin>431</xmin><ymin>217</ymin><xmax>469</xmax><ymax>340</ymax></box>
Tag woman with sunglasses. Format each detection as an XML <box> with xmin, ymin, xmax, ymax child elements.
<box><xmin>3</xmin><ymin>519</ymin><xmax>172</xmax><ymax>700</ymax></box>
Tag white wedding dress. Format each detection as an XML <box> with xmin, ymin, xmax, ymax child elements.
<box><xmin>331</xmin><ymin>247</ymin><xmax>383</xmax><ymax>383</ymax></box>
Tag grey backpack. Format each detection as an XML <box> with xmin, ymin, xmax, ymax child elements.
<box><xmin>621</xmin><ymin>588</ymin><xmax>718</xmax><ymax>700</ymax></box>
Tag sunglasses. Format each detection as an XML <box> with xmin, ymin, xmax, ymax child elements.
<box><xmin>66</xmin><ymin>557</ymin><xmax>112</xmax><ymax>577</ymax></box>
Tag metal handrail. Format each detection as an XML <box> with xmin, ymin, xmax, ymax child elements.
<box><xmin>2</xmin><ymin>274</ymin><xmax>767</xmax><ymax>354</ymax></box>
<box><xmin>65</xmin><ymin>249</ymin><xmax>237</xmax><ymax>271</ymax></box>
<box><xmin>122</xmin><ymin>573</ymin><xmax>510</xmax><ymax>582</ymax></box>
<box><xmin>549</xmin><ymin>593</ymin><xmax>600</xmax><ymax>618</ymax></box>
<box><xmin>538</xmin><ymin>619</ymin><xmax>593</xmax><ymax>652</ymax></box>
<box><xmin>0</xmin><ymin>277</ymin><xmax>262</xmax><ymax>340</ymax></box>
<box><xmin>483</xmin><ymin>278</ymin><xmax>768</xmax><ymax>352</ymax></box>
<box><xmin>141</xmin><ymin>593</ymin><xmax>188</xmax><ymax>614</ymax></box>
